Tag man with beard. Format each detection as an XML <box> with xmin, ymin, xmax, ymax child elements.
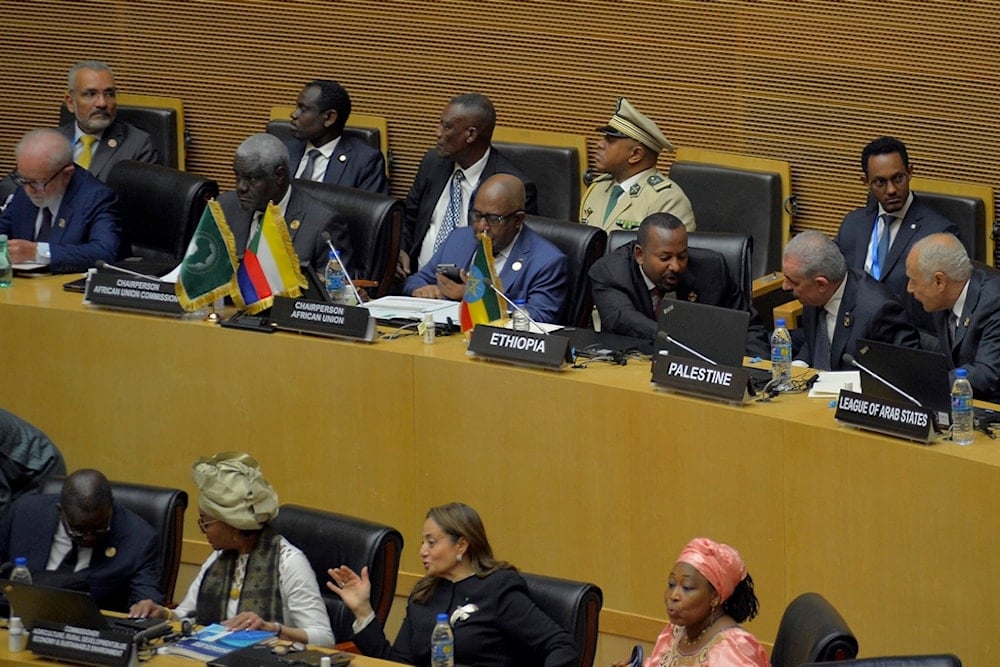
<box><xmin>580</xmin><ymin>97</ymin><xmax>694</xmax><ymax>232</ymax></box>
<box><xmin>589</xmin><ymin>212</ymin><xmax>768</xmax><ymax>356</ymax></box>
<box><xmin>0</xmin><ymin>129</ymin><xmax>120</xmax><ymax>272</ymax></box>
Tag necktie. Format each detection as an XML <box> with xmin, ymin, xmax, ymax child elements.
<box><xmin>949</xmin><ymin>312</ymin><xmax>958</xmax><ymax>348</ymax></box>
<box><xmin>57</xmin><ymin>544</ymin><xmax>79</xmax><ymax>573</ymax></box>
<box><xmin>434</xmin><ymin>170</ymin><xmax>464</xmax><ymax>252</ymax></box>
<box><xmin>299</xmin><ymin>149</ymin><xmax>322</xmax><ymax>180</ymax></box>
<box><xmin>36</xmin><ymin>207</ymin><xmax>53</xmax><ymax>242</ymax></box>
<box><xmin>650</xmin><ymin>286</ymin><xmax>666</xmax><ymax>317</ymax></box>
<box><xmin>871</xmin><ymin>213</ymin><xmax>893</xmax><ymax>280</ymax></box>
<box><xmin>813</xmin><ymin>309</ymin><xmax>832</xmax><ymax>371</ymax></box>
<box><xmin>604</xmin><ymin>184</ymin><xmax>624</xmax><ymax>223</ymax></box>
<box><xmin>78</xmin><ymin>134</ymin><xmax>97</xmax><ymax>169</ymax></box>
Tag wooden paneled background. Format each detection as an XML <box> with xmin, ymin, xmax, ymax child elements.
<box><xmin>2</xmin><ymin>1</ymin><xmax>998</xmax><ymax>238</ymax></box>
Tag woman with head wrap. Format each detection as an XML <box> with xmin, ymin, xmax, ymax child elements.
<box><xmin>129</xmin><ymin>452</ymin><xmax>334</xmax><ymax>647</ymax></box>
<box><xmin>614</xmin><ymin>537</ymin><xmax>766</xmax><ymax>667</ymax></box>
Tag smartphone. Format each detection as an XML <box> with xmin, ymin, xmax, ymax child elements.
<box><xmin>435</xmin><ymin>263</ymin><xmax>463</xmax><ymax>283</ymax></box>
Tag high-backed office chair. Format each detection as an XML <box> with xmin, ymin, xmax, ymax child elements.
<box><xmin>800</xmin><ymin>656</ymin><xmax>961</xmax><ymax>667</ymax></box>
<box><xmin>40</xmin><ymin>477</ymin><xmax>188</xmax><ymax>606</ymax></box>
<box><xmin>770</xmin><ymin>592</ymin><xmax>859</xmax><ymax>667</ymax></box>
<box><xmin>520</xmin><ymin>572</ymin><xmax>603</xmax><ymax>667</ymax></box>
<box><xmin>493</xmin><ymin>127</ymin><xmax>589</xmax><ymax>221</ymax></box>
<box><xmin>60</xmin><ymin>93</ymin><xmax>188</xmax><ymax>170</ymax></box>
<box><xmin>291</xmin><ymin>179</ymin><xmax>402</xmax><ymax>298</ymax></box>
<box><xmin>106</xmin><ymin>160</ymin><xmax>219</xmax><ymax>263</ymax></box>
<box><xmin>270</xmin><ymin>505</ymin><xmax>403</xmax><ymax>644</ymax></box>
<box><xmin>268</xmin><ymin>106</ymin><xmax>391</xmax><ymax>178</ymax></box>
<box><xmin>524</xmin><ymin>216</ymin><xmax>607</xmax><ymax>327</ymax></box>
<box><xmin>910</xmin><ymin>176</ymin><xmax>996</xmax><ymax>265</ymax></box>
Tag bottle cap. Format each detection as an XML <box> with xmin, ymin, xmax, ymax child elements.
<box><xmin>776</xmin><ymin>318</ymin><xmax>786</xmax><ymax>327</ymax></box>
<box><xmin>436</xmin><ymin>612</ymin><xmax>449</xmax><ymax>622</ymax></box>
<box><xmin>955</xmin><ymin>368</ymin><xmax>968</xmax><ymax>378</ymax></box>
<box><xmin>14</xmin><ymin>556</ymin><xmax>27</xmax><ymax>567</ymax></box>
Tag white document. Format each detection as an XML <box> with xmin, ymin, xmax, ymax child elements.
<box><xmin>808</xmin><ymin>370</ymin><xmax>862</xmax><ymax>398</ymax></box>
<box><xmin>363</xmin><ymin>296</ymin><xmax>461</xmax><ymax>325</ymax></box>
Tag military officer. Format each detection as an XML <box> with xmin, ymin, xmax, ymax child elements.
<box><xmin>580</xmin><ymin>97</ymin><xmax>695</xmax><ymax>232</ymax></box>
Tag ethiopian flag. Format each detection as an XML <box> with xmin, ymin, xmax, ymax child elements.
<box><xmin>459</xmin><ymin>234</ymin><xmax>504</xmax><ymax>333</ymax></box>
<box><xmin>234</xmin><ymin>202</ymin><xmax>307</xmax><ymax>314</ymax></box>
<box><xmin>175</xmin><ymin>199</ymin><xmax>239</xmax><ymax>311</ymax></box>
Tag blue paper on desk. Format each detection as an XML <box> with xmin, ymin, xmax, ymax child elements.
<box><xmin>199</xmin><ymin>623</ymin><xmax>276</xmax><ymax>647</ymax></box>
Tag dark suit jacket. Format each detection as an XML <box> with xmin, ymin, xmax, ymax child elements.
<box><xmin>932</xmin><ymin>268</ymin><xmax>1000</xmax><ymax>402</ymax></box>
<box><xmin>0</xmin><ymin>167</ymin><xmax>121</xmax><ymax>273</ymax></box>
<box><xmin>0</xmin><ymin>494</ymin><xmax>162</xmax><ymax>611</ymax></box>
<box><xmin>796</xmin><ymin>269</ymin><xmax>920</xmax><ymax>370</ymax></box>
<box><xmin>402</xmin><ymin>147</ymin><xmax>538</xmax><ymax>270</ymax></box>
<box><xmin>286</xmin><ymin>134</ymin><xmax>388</xmax><ymax>195</ymax></box>
<box><xmin>58</xmin><ymin>119</ymin><xmax>159</xmax><ymax>182</ymax></box>
<box><xmin>404</xmin><ymin>225</ymin><xmax>567</xmax><ymax>324</ymax></box>
<box><xmin>217</xmin><ymin>186</ymin><xmax>352</xmax><ymax>274</ymax></box>
<box><xmin>589</xmin><ymin>242</ymin><xmax>770</xmax><ymax>357</ymax></box>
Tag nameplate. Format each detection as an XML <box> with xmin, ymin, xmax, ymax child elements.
<box><xmin>84</xmin><ymin>271</ymin><xmax>184</xmax><ymax>315</ymax></box>
<box><xmin>27</xmin><ymin>621</ymin><xmax>133</xmax><ymax>667</ymax></box>
<box><xmin>467</xmin><ymin>325</ymin><xmax>570</xmax><ymax>370</ymax></box>
<box><xmin>270</xmin><ymin>296</ymin><xmax>376</xmax><ymax>342</ymax></box>
<box><xmin>651</xmin><ymin>353</ymin><xmax>750</xmax><ymax>403</ymax></box>
<box><xmin>834</xmin><ymin>389</ymin><xmax>936</xmax><ymax>443</ymax></box>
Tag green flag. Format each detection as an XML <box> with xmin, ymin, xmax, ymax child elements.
<box><xmin>175</xmin><ymin>199</ymin><xmax>239</xmax><ymax>311</ymax></box>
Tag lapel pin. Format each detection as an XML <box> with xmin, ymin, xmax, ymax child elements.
<box><xmin>107</xmin><ymin>139</ymin><xmax>118</xmax><ymax>149</ymax></box>
<box><xmin>963</xmin><ymin>317</ymin><xmax>970</xmax><ymax>327</ymax></box>
<box><xmin>58</xmin><ymin>218</ymin><xmax>67</xmax><ymax>228</ymax></box>
<box><xmin>105</xmin><ymin>546</ymin><xmax>116</xmax><ymax>558</ymax></box>
<box><xmin>290</xmin><ymin>219</ymin><xmax>301</xmax><ymax>231</ymax></box>
<box><xmin>688</xmin><ymin>292</ymin><xmax>698</xmax><ymax>302</ymax></box>
<box><xmin>910</xmin><ymin>223</ymin><xmax>916</xmax><ymax>229</ymax></box>
<box><xmin>843</xmin><ymin>313</ymin><xmax>853</xmax><ymax>327</ymax></box>
<box><xmin>511</xmin><ymin>261</ymin><xmax>523</xmax><ymax>272</ymax></box>
<box><xmin>338</xmin><ymin>154</ymin><xmax>347</xmax><ymax>162</ymax></box>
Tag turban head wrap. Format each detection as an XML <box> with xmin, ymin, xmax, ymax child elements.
<box><xmin>193</xmin><ymin>452</ymin><xmax>279</xmax><ymax>531</ymax></box>
<box><xmin>676</xmin><ymin>537</ymin><xmax>747</xmax><ymax>602</ymax></box>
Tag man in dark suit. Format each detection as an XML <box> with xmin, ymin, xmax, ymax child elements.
<box><xmin>217</xmin><ymin>133</ymin><xmax>351</xmax><ymax>274</ymax></box>
<box><xmin>589</xmin><ymin>212</ymin><xmax>769</xmax><ymax>356</ymax></box>
<box><xmin>58</xmin><ymin>60</ymin><xmax>159</xmax><ymax>182</ymax></box>
<box><xmin>0</xmin><ymin>129</ymin><xmax>120</xmax><ymax>272</ymax></box>
<box><xmin>833</xmin><ymin>136</ymin><xmax>958</xmax><ymax>329</ymax></box>
<box><xmin>404</xmin><ymin>174</ymin><xmax>566</xmax><ymax>323</ymax></box>
<box><xmin>399</xmin><ymin>93</ymin><xmax>537</xmax><ymax>281</ymax></box>
<box><xmin>782</xmin><ymin>231</ymin><xmax>919</xmax><ymax>371</ymax></box>
<box><xmin>906</xmin><ymin>233</ymin><xmax>1000</xmax><ymax>402</ymax></box>
<box><xmin>285</xmin><ymin>80</ymin><xmax>388</xmax><ymax>195</ymax></box>
<box><xmin>0</xmin><ymin>469</ymin><xmax>162</xmax><ymax>612</ymax></box>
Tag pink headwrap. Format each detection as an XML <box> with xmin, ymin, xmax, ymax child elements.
<box><xmin>676</xmin><ymin>537</ymin><xmax>747</xmax><ymax>602</ymax></box>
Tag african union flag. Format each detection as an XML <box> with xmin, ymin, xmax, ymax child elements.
<box><xmin>175</xmin><ymin>199</ymin><xmax>239</xmax><ymax>311</ymax></box>
<box><xmin>459</xmin><ymin>234</ymin><xmax>503</xmax><ymax>333</ymax></box>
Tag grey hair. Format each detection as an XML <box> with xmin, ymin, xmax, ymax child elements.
<box><xmin>783</xmin><ymin>230</ymin><xmax>847</xmax><ymax>282</ymax></box>
<box><xmin>68</xmin><ymin>60</ymin><xmax>114</xmax><ymax>90</ymax></box>
<box><xmin>16</xmin><ymin>129</ymin><xmax>73</xmax><ymax>170</ymax></box>
<box><xmin>910</xmin><ymin>233</ymin><xmax>972</xmax><ymax>282</ymax></box>
<box><xmin>235</xmin><ymin>133</ymin><xmax>289</xmax><ymax>174</ymax></box>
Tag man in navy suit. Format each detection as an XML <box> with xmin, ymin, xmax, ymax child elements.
<box><xmin>404</xmin><ymin>174</ymin><xmax>565</xmax><ymax>323</ymax></box>
<box><xmin>399</xmin><ymin>93</ymin><xmax>537</xmax><ymax>281</ymax></box>
<box><xmin>285</xmin><ymin>80</ymin><xmax>388</xmax><ymax>195</ymax></box>
<box><xmin>906</xmin><ymin>233</ymin><xmax>1000</xmax><ymax>402</ymax></box>
<box><xmin>782</xmin><ymin>231</ymin><xmax>919</xmax><ymax>371</ymax></box>
<box><xmin>0</xmin><ymin>469</ymin><xmax>162</xmax><ymax>612</ymax></box>
<box><xmin>0</xmin><ymin>129</ymin><xmax>120</xmax><ymax>273</ymax></box>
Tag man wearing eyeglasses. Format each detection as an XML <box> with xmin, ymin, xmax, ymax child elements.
<box><xmin>0</xmin><ymin>469</ymin><xmax>163</xmax><ymax>612</ymax></box>
<box><xmin>834</xmin><ymin>136</ymin><xmax>958</xmax><ymax>330</ymax></box>
<box><xmin>403</xmin><ymin>174</ymin><xmax>566</xmax><ymax>323</ymax></box>
<box><xmin>0</xmin><ymin>128</ymin><xmax>121</xmax><ymax>272</ymax></box>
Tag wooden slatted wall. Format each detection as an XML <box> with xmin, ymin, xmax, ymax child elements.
<box><xmin>2</xmin><ymin>1</ymin><xmax>998</xmax><ymax>240</ymax></box>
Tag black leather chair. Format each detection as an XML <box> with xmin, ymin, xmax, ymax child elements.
<box><xmin>523</xmin><ymin>216</ymin><xmax>607</xmax><ymax>327</ymax></box>
<box><xmin>801</xmin><ymin>656</ymin><xmax>961</xmax><ymax>667</ymax></box>
<box><xmin>265</xmin><ymin>120</ymin><xmax>381</xmax><ymax>155</ymax></box>
<box><xmin>106</xmin><ymin>160</ymin><xmax>218</xmax><ymax>264</ymax></box>
<box><xmin>291</xmin><ymin>179</ymin><xmax>402</xmax><ymax>298</ymax></box>
<box><xmin>521</xmin><ymin>571</ymin><xmax>603</xmax><ymax>667</ymax></box>
<box><xmin>917</xmin><ymin>192</ymin><xmax>986</xmax><ymax>262</ymax></box>
<box><xmin>270</xmin><ymin>504</ymin><xmax>403</xmax><ymax>644</ymax></box>
<box><xmin>39</xmin><ymin>477</ymin><xmax>188</xmax><ymax>606</ymax></box>
<box><xmin>770</xmin><ymin>592</ymin><xmax>859</xmax><ymax>667</ymax></box>
<box><xmin>493</xmin><ymin>142</ymin><xmax>582</xmax><ymax>221</ymax></box>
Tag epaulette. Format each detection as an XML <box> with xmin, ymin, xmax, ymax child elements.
<box><xmin>646</xmin><ymin>173</ymin><xmax>674</xmax><ymax>191</ymax></box>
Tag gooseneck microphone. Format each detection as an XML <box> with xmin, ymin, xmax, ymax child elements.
<box><xmin>842</xmin><ymin>353</ymin><xmax>923</xmax><ymax>407</ymax></box>
<box><xmin>95</xmin><ymin>260</ymin><xmax>161</xmax><ymax>282</ymax></box>
<box><xmin>655</xmin><ymin>330</ymin><xmax>718</xmax><ymax>365</ymax></box>
<box><xmin>320</xmin><ymin>232</ymin><xmax>363</xmax><ymax>305</ymax></box>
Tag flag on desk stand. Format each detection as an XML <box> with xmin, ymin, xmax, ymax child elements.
<box><xmin>175</xmin><ymin>199</ymin><xmax>239</xmax><ymax>311</ymax></box>
<box><xmin>459</xmin><ymin>234</ymin><xmax>504</xmax><ymax>333</ymax></box>
<box><xmin>234</xmin><ymin>202</ymin><xmax>307</xmax><ymax>314</ymax></box>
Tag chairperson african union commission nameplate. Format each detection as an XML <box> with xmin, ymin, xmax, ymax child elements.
<box><xmin>84</xmin><ymin>270</ymin><xmax>184</xmax><ymax>315</ymax></box>
<box><xmin>270</xmin><ymin>296</ymin><xmax>376</xmax><ymax>342</ymax></box>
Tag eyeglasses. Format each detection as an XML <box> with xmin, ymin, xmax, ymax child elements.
<box><xmin>76</xmin><ymin>87</ymin><xmax>117</xmax><ymax>101</ymax></box>
<box><xmin>869</xmin><ymin>172</ymin><xmax>908</xmax><ymax>190</ymax></box>
<box><xmin>198</xmin><ymin>516</ymin><xmax>220</xmax><ymax>532</ymax></box>
<box><xmin>469</xmin><ymin>209</ymin><xmax>523</xmax><ymax>226</ymax></box>
<box><xmin>11</xmin><ymin>164</ymin><xmax>70</xmax><ymax>191</ymax></box>
<box><xmin>58</xmin><ymin>506</ymin><xmax>111</xmax><ymax>540</ymax></box>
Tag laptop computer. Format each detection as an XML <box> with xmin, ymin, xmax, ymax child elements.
<box><xmin>855</xmin><ymin>338</ymin><xmax>951</xmax><ymax>427</ymax></box>
<box><xmin>655</xmin><ymin>299</ymin><xmax>750</xmax><ymax>368</ymax></box>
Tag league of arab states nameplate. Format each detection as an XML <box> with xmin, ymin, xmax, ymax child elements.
<box><xmin>651</xmin><ymin>353</ymin><xmax>751</xmax><ymax>403</ymax></box>
<box><xmin>270</xmin><ymin>296</ymin><xmax>376</xmax><ymax>342</ymax></box>
<box><xmin>834</xmin><ymin>389</ymin><xmax>936</xmax><ymax>443</ymax></box>
<box><xmin>84</xmin><ymin>271</ymin><xmax>184</xmax><ymax>315</ymax></box>
<box><xmin>467</xmin><ymin>324</ymin><xmax>570</xmax><ymax>370</ymax></box>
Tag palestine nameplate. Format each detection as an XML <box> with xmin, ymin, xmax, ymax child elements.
<box><xmin>270</xmin><ymin>296</ymin><xmax>376</xmax><ymax>342</ymax></box>
<box><xmin>651</xmin><ymin>353</ymin><xmax>751</xmax><ymax>403</ymax></box>
<box><xmin>834</xmin><ymin>389</ymin><xmax>936</xmax><ymax>443</ymax></box>
<box><xmin>467</xmin><ymin>325</ymin><xmax>570</xmax><ymax>369</ymax></box>
<box><xmin>84</xmin><ymin>271</ymin><xmax>184</xmax><ymax>315</ymax></box>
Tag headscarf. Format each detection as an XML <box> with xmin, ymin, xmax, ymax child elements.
<box><xmin>676</xmin><ymin>537</ymin><xmax>746</xmax><ymax>602</ymax></box>
<box><xmin>192</xmin><ymin>452</ymin><xmax>279</xmax><ymax>530</ymax></box>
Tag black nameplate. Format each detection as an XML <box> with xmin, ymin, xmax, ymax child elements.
<box><xmin>651</xmin><ymin>353</ymin><xmax>750</xmax><ymax>403</ymax></box>
<box><xmin>834</xmin><ymin>389</ymin><xmax>936</xmax><ymax>443</ymax></box>
<box><xmin>27</xmin><ymin>620</ymin><xmax>132</xmax><ymax>667</ymax></box>
<box><xmin>270</xmin><ymin>296</ymin><xmax>376</xmax><ymax>342</ymax></box>
<box><xmin>468</xmin><ymin>325</ymin><xmax>570</xmax><ymax>370</ymax></box>
<box><xmin>84</xmin><ymin>271</ymin><xmax>184</xmax><ymax>315</ymax></box>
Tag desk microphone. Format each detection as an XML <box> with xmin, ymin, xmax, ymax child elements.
<box><xmin>131</xmin><ymin>620</ymin><xmax>173</xmax><ymax>646</ymax></box>
<box><xmin>320</xmin><ymin>232</ymin><xmax>363</xmax><ymax>305</ymax></box>
<box><xmin>842</xmin><ymin>353</ymin><xmax>923</xmax><ymax>407</ymax></box>
<box><xmin>485</xmin><ymin>281</ymin><xmax>547</xmax><ymax>334</ymax></box>
<box><xmin>95</xmin><ymin>260</ymin><xmax>162</xmax><ymax>282</ymax></box>
<box><xmin>655</xmin><ymin>330</ymin><xmax>718</xmax><ymax>365</ymax></box>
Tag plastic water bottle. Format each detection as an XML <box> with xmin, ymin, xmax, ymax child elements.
<box><xmin>8</xmin><ymin>616</ymin><xmax>26</xmax><ymax>652</ymax></box>
<box><xmin>324</xmin><ymin>251</ymin><xmax>350</xmax><ymax>304</ymax></box>
<box><xmin>951</xmin><ymin>368</ymin><xmax>974</xmax><ymax>445</ymax></box>
<box><xmin>10</xmin><ymin>557</ymin><xmax>32</xmax><ymax>585</ymax></box>
<box><xmin>0</xmin><ymin>234</ymin><xmax>13</xmax><ymax>288</ymax></box>
<box><xmin>430</xmin><ymin>612</ymin><xmax>454</xmax><ymax>667</ymax></box>
<box><xmin>511</xmin><ymin>299</ymin><xmax>530</xmax><ymax>331</ymax></box>
<box><xmin>770</xmin><ymin>318</ymin><xmax>793</xmax><ymax>391</ymax></box>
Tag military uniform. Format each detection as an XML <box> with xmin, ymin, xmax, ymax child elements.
<box><xmin>580</xmin><ymin>167</ymin><xmax>695</xmax><ymax>232</ymax></box>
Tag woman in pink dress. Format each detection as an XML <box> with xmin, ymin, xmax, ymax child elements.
<box><xmin>615</xmin><ymin>537</ymin><xmax>768</xmax><ymax>667</ymax></box>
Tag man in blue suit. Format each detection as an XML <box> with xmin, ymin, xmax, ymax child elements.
<box><xmin>0</xmin><ymin>469</ymin><xmax>162</xmax><ymax>612</ymax></box>
<box><xmin>0</xmin><ymin>129</ymin><xmax>120</xmax><ymax>273</ymax></box>
<box><xmin>404</xmin><ymin>174</ymin><xmax>566</xmax><ymax>324</ymax></box>
<box><xmin>285</xmin><ymin>80</ymin><xmax>388</xmax><ymax>195</ymax></box>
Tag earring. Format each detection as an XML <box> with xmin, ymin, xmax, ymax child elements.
<box><xmin>456</xmin><ymin>553</ymin><xmax>463</xmax><ymax>562</ymax></box>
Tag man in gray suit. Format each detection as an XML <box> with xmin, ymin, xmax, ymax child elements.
<box><xmin>217</xmin><ymin>133</ymin><xmax>352</xmax><ymax>274</ymax></box>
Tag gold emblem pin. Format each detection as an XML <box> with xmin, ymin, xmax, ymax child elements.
<box><xmin>105</xmin><ymin>546</ymin><xmax>117</xmax><ymax>558</ymax></box>
<box><xmin>290</xmin><ymin>220</ymin><xmax>301</xmax><ymax>231</ymax></box>
<box><xmin>58</xmin><ymin>218</ymin><xmax>67</xmax><ymax>228</ymax></box>
<box><xmin>108</xmin><ymin>139</ymin><xmax>118</xmax><ymax>149</ymax></box>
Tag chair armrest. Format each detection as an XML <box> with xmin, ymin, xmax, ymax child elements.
<box><xmin>773</xmin><ymin>299</ymin><xmax>803</xmax><ymax>329</ymax></box>
<box><xmin>752</xmin><ymin>271</ymin><xmax>784</xmax><ymax>299</ymax></box>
